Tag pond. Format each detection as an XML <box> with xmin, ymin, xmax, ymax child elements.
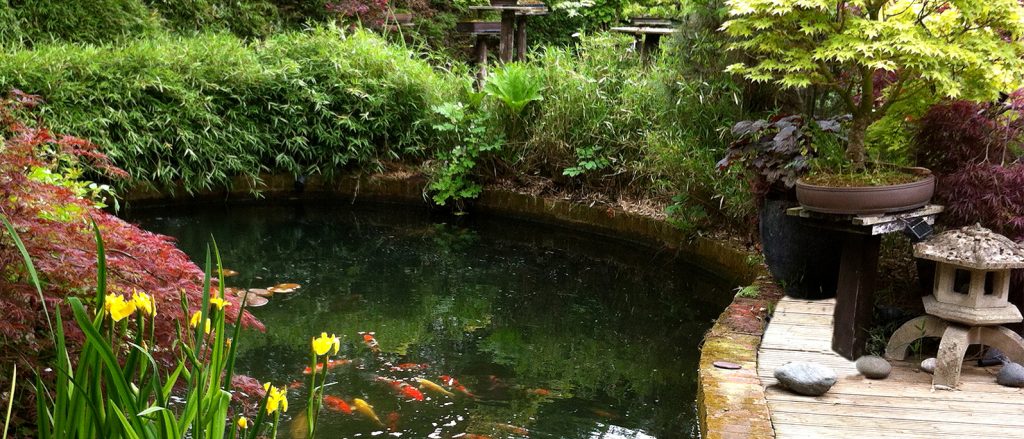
<box><xmin>127</xmin><ymin>201</ymin><xmax>735</xmax><ymax>439</ymax></box>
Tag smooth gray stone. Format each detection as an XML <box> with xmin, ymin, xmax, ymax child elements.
<box><xmin>997</xmin><ymin>362</ymin><xmax>1024</xmax><ymax>387</ymax></box>
<box><xmin>774</xmin><ymin>362</ymin><xmax>837</xmax><ymax>396</ymax></box>
<box><xmin>921</xmin><ymin>358</ymin><xmax>937</xmax><ymax>374</ymax></box>
<box><xmin>855</xmin><ymin>355</ymin><xmax>892</xmax><ymax>379</ymax></box>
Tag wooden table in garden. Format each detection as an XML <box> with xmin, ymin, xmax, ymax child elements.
<box><xmin>468</xmin><ymin>4</ymin><xmax>549</xmax><ymax>63</ymax></box>
<box><xmin>610</xmin><ymin>26</ymin><xmax>677</xmax><ymax>60</ymax></box>
<box><xmin>786</xmin><ymin>204</ymin><xmax>944</xmax><ymax>360</ymax></box>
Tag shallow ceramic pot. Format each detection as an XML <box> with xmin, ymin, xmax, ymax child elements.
<box><xmin>388</xmin><ymin>12</ymin><xmax>413</xmax><ymax>25</ymax></box>
<box><xmin>456</xmin><ymin>21</ymin><xmax>501</xmax><ymax>33</ymax></box>
<box><xmin>795</xmin><ymin>171</ymin><xmax>936</xmax><ymax>215</ymax></box>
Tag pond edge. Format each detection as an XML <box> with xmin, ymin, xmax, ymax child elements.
<box><xmin>123</xmin><ymin>172</ymin><xmax>776</xmax><ymax>438</ymax></box>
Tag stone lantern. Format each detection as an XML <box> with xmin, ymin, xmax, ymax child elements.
<box><xmin>886</xmin><ymin>225</ymin><xmax>1024</xmax><ymax>387</ymax></box>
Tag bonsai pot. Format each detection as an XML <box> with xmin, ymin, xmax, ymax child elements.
<box><xmin>387</xmin><ymin>12</ymin><xmax>413</xmax><ymax>25</ymax></box>
<box><xmin>628</xmin><ymin>16</ymin><xmax>677</xmax><ymax>27</ymax></box>
<box><xmin>456</xmin><ymin>21</ymin><xmax>501</xmax><ymax>33</ymax></box>
<box><xmin>795</xmin><ymin>170</ymin><xmax>936</xmax><ymax>215</ymax></box>
<box><xmin>490</xmin><ymin>0</ymin><xmax>518</xmax><ymax>5</ymax></box>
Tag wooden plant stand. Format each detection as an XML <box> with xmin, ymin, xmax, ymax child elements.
<box><xmin>786</xmin><ymin>204</ymin><xmax>943</xmax><ymax>360</ymax></box>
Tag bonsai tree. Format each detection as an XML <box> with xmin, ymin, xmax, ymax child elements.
<box><xmin>722</xmin><ymin>1</ymin><xmax>1024</xmax><ymax>169</ymax></box>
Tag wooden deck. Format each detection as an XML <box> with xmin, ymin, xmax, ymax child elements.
<box><xmin>758</xmin><ymin>297</ymin><xmax>1024</xmax><ymax>438</ymax></box>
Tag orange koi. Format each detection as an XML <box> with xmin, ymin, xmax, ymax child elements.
<box><xmin>323</xmin><ymin>395</ymin><xmax>352</xmax><ymax>414</ymax></box>
<box><xmin>528</xmin><ymin>388</ymin><xmax>550</xmax><ymax>396</ymax></box>
<box><xmin>302</xmin><ymin>362</ymin><xmax>327</xmax><ymax>375</ymax></box>
<box><xmin>358</xmin><ymin>331</ymin><xmax>380</xmax><ymax>352</ymax></box>
<box><xmin>376</xmin><ymin>377</ymin><xmax>425</xmax><ymax>401</ymax></box>
<box><xmin>391</xmin><ymin>362</ymin><xmax>428</xmax><ymax>371</ymax></box>
<box><xmin>417</xmin><ymin>378</ymin><xmax>455</xmax><ymax>397</ymax></box>
<box><xmin>439</xmin><ymin>375</ymin><xmax>475</xmax><ymax>397</ymax></box>
<box><xmin>287</xmin><ymin>380</ymin><xmax>304</xmax><ymax>390</ymax></box>
<box><xmin>386</xmin><ymin>411</ymin><xmax>400</xmax><ymax>433</ymax></box>
<box><xmin>327</xmin><ymin>358</ymin><xmax>352</xmax><ymax>369</ymax></box>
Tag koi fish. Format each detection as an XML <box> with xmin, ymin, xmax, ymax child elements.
<box><xmin>390</xmin><ymin>362</ymin><xmax>428</xmax><ymax>371</ymax></box>
<box><xmin>417</xmin><ymin>378</ymin><xmax>455</xmax><ymax>397</ymax></box>
<box><xmin>323</xmin><ymin>395</ymin><xmax>352</xmax><ymax>414</ymax></box>
<box><xmin>386</xmin><ymin>411</ymin><xmax>400</xmax><ymax>433</ymax></box>
<box><xmin>493</xmin><ymin>423</ymin><xmax>529</xmax><ymax>435</ymax></box>
<box><xmin>358</xmin><ymin>331</ymin><xmax>380</xmax><ymax>352</ymax></box>
<box><xmin>303</xmin><ymin>362</ymin><xmax>327</xmax><ymax>375</ymax></box>
<box><xmin>528</xmin><ymin>388</ymin><xmax>550</xmax><ymax>396</ymax></box>
<box><xmin>328</xmin><ymin>358</ymin><xmax>352</xmax><ymax>369</ymax></box>
<box><xmin>439</xmin><ymin>375</ymin><xmax>475</xmax><ymax>397</ymax></box>
<box><xmin>353</xmin><ymin>398</ymin><xmax>383</xmax><ymax>426</ymax></box>
<box><xmin>287</xmin><ymin>380</ymin><xmax>304</xmax><ymax>390</ymax></box>
<box><xmin>375</xmin><ymin>377</ymin><xmax>425</xmax><ymax>401</ymax></box>
<box><xmin>302</xmin><ymin>358</ymin><xmax>352</xmax><ymax>374</ymax></box>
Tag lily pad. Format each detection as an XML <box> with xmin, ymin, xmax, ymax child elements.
<box><xmin>248</xmin><ymin>288</ymin><xmax>272</xmax><ymax>297</ymax></box>
<box><xmin>243</xmin><ymin>295</ymin><xmax>269</xmax><ymax>307</ymax></box>
<box><xmin>223</xmin><ymin>287</ymin><xmax>244</xmax><ymax>297</ymax></box>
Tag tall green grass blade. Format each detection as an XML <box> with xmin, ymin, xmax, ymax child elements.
<box><xmin>68</xmin><ymin>298</ymin><xmax>143</xmax><ymax>433</ymax></box>
<box><xmin>34</xmin><ymin>375</ymin><xmax>51</xmax><ymax>439</ymax></box>
<box><xmin>3</xmin><ymin>364</ymin><xmax>15</xmax><ymax>439</ymax></box>
<box><xmin>1</xmin><ymin>215</ymin><xmax>53</xmax><ymax>336</ymax></box>
<box><xmin>92</xmin><ymin>221</ymin><xmax>107</xmax><ymax>306</ymax></box>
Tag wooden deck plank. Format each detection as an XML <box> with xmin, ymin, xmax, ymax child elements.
<box><xmin>758</xmin><ymin>296</ymin><xmax>1024</xmax><ymax>438</ymax></box>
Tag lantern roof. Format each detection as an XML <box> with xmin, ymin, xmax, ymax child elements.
<box><xmin>914</xmin><ymin>224</ymin><xmax>1024</xmax><ymax>270</ymax></box>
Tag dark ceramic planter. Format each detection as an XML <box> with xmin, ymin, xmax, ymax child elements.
<box><xmin>490</xmin><ymin>0</ymin><xmax>518</xmax><ymax>5</ymax></box>
<box><xmin>760</xmin><ymin>198</ymin><xmax>842</xmax><ymax>299</ymax></box>
<box><xmin>795</xmin><ymin>172</ymin><xmax>936</xmax><ymax>215</ymax></box>
<box><xmin>456</xmin><ymin>21</ymin><xmax>501</xmax><ymax>33</ymax></box>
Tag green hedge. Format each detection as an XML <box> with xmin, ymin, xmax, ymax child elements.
<box><xmin>0</xmin><ymin>27</ymin><xmax>455</xmax><ymax>193</ymax></box>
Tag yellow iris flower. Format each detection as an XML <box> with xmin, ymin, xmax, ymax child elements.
<box><xmin>236</xmin><ymin>417</ymin><xmax>248</xmax><ymax>429</ymax></box>
<box><xmin>132</xmin><ymin>291</ymin><xmax>155</xmax><ymax>316</ymax></box>
<box><xmin>189</xmin><ymin>311</ymin><xmax>211</xmax><ymax>334</ymax></box>
<box><xmin>209</xmin><ymin>297</ymin><xmax>229</xmax><ymax>310</ymax></box>
<box><xmin>311</xmin><ymin>332</ymin><xmax>340</xmax><ymax>356</ymax></box>
<box><xmin>263</xmin><ymin>383</ymin><xmax>288</xmax><ymax>414</ymax></box>
<box><xmin>105</xmin><ymin>294</ymin><xmax>137</xmax><ymax>322</ymax></box>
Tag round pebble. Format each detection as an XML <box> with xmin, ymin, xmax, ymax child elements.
<box><xmin>997</xmin><ymin>362</ymin><xmax>1024</xmax><ymax>387</ymax></box>
<box><xmin>713</xmin><ymin>361</ymin><xmax>741</xmax><ymax>370</ymax></box>
<box><xmin>855</xmin><ymin>355</ymin><xmax>892</xmax><ymax>379</ymax></box>
<box><xmin>920</xmin><ymin>358</ymin><xmax>936</xmax><ymax>374</ymax></box>
<box><xmin>774</xmin><ymin>361</ymin><xmax>837</xmax><ymax>396</ymax></box>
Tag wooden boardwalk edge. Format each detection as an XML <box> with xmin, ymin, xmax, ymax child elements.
<box><xmin>759</xmin><ymin>297</ymin><xmax>1024</xmax><ymax>438</ymax></box>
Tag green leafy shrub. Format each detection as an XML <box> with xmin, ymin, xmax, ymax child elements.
<box><xmin>427</xmin><ymin>99</ymin><xmax>504</xmax><ymax>207</ymax></box>
<box><xmin>8</xmin><ymin>0</ymin><xmax>161</xmax><ymax>45</ymax></box>
<box><xmin>0</xmin><ymin>27</ymin><xmax>455</xmax><ymax>193</ymax></box>
<box><xmin>143</xmin><ymin>0</ymin><xmax>281</xmax><ymax>38</ymax></box>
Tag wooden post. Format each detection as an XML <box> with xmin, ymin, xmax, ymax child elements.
<box><xmin>831</xmin><ymin>232</ymin><xmax>881</xmax><ymax>360</ymax></box>
<box><xmin>474</xmin><ymin>36</ymin><xmax>489</xmax><ymax>89</ymax></box>
<box><xmin>499</xmin><ymin>10</ymin><xmax>515</xmax><ymax>63</ymax></box>
<box><xmin>515</xmin><ymin>15</ymin><xmax>527</xmax><ymax>62</ymax></box>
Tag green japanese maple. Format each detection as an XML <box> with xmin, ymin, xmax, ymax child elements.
<box><xmin>722</xmin><ymin>0</ymin><xmax>1024</xmax><ymax>168</ymax></box>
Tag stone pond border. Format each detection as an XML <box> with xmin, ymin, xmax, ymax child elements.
<box><xmin>125</xmin><ymin>172</ymin><xmax>775</xmax><ymax>438</ymax></box>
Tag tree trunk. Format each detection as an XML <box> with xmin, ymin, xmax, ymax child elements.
<box><xmin>846</xmin><ymin>114</ymin><xmax>868</xmax><ymax>169</ymax></box>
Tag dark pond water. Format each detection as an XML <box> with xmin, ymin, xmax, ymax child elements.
<box><xmin>127</xmin><ymin>201</ymin><xmax>735</xmax><ymax>439</ymax></box>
